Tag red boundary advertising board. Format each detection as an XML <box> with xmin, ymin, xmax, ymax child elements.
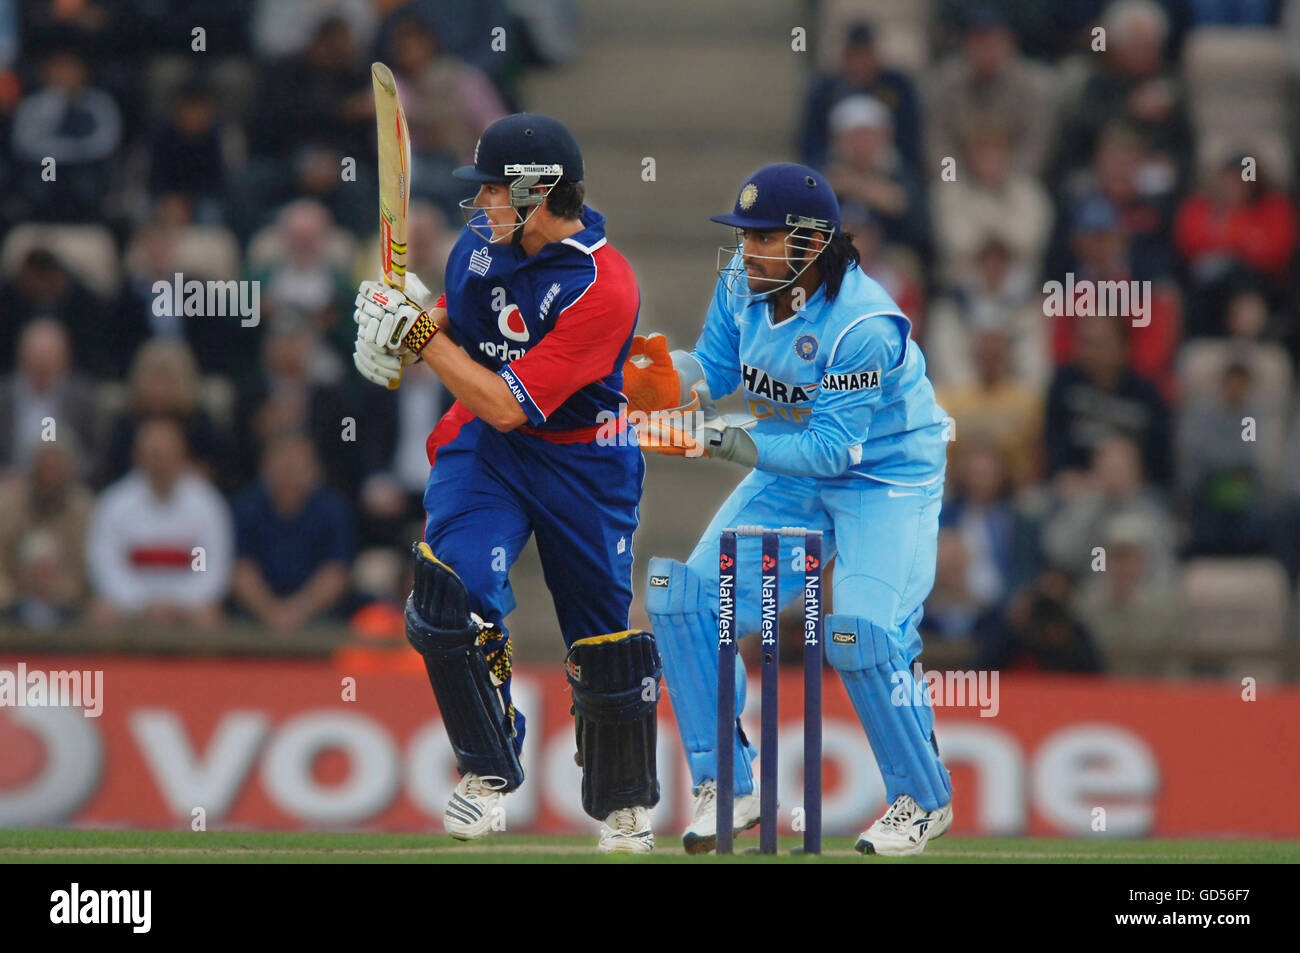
<box><xmin>1</xmin><ymin>655</ymin><xmax>1298</xmax><ymax>838</ymax></box>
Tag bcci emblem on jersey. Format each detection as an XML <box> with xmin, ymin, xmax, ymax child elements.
<box><xmin>794</xmin><ymin>334</ymin><xmax>818</xmax><ymax>362</ymax></box>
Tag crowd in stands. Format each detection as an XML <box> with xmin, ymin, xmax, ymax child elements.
<box><xmin>0</xmin><ymin>0</ymin><xmax>562</xmax><ymax>638</ymax></box>
<box><xmin>1</xmin><ymin>0</ymin><xmax>1298</xmax><ymax>680</ymax></box>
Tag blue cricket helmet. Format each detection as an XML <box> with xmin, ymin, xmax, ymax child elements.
<box><xmin>712</xmin><ymin>162</ymin><xmax>840</xmax><ymax>233</ymax></box>
<box><xmin>454</xmin><ymin>113</ymin><xmax>584</xmax><ymax>184</ymax></box>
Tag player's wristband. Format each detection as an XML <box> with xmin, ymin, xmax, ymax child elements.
<box><xmin>402</xmin><ymin>310</ymin><xmax>440</xmax><ymax>354</ymax></box>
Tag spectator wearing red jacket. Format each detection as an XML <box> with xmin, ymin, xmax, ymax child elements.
<box><xmin>1055</xmin><ymin>195</ymin><xmax>1182</xmax><ymax>399</ymax></box>
<box><xmin>1174</xmin><ymin>153</ymin><xmax>1298</xmax><ymax>336</ymax></box>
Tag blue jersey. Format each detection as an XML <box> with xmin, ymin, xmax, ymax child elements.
<box><xmin>441</xmin><ymin>207</ymin><xmax>639</xmax><ymax>433</ymax></box>
<box><xmin>692</xmin><ymin>259</ymin><xmax>948</xmax><ymax>485</ymax></box>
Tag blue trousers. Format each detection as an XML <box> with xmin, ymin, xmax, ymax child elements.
<box><xmin>423</xmin><ymin>412</ymin><xmax>644</xmax><ymax>750</ymax></box>
<box><xmin>660</xmin><ymin>468</ymin><xmax>950</xmax><ymax>806</ymax></box>
<box><xmin>685</xmin><ymin>470</ymin><xmax>942</xmax><ymax>644</ymax></box>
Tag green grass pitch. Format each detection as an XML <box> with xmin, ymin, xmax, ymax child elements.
<box><xmin>2</xmin><ymin>829</ymin><xmax>1297</xmax><ymax>863</ymax></box>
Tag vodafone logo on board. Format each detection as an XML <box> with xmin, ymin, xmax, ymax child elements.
<box><xmin>6</xmin><ymin>658</ymin><xmax>1299</xmax><ymax>838</ymax></box>
<box><xmin>498</xmin><ymin>304</ymin><xmax>530</xmax><ymax>342</ymax></box>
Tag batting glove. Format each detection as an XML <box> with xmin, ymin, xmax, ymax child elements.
<box><xmin>355</xmin><ymin>281</ymin><xmax>438</xmax><ymax>354</ymax></box>
<box><xmin>353</xmin><ymin>335</ymin><xmax>405</xmax><ymax>388</ymax></box>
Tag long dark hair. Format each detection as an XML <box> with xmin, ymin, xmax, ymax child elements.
<box><xmin>821</xmin><ymin>232</ymin><xmax>860</xmax><ymax>302</ymax></box>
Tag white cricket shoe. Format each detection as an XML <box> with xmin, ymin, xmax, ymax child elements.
<box><xmin>597</xmin><ymin>806</ymin><xmax>655</xmax><ymax>854</ymax></box>
<box><xmin>854</xmin><ymin>794</ymin><xmax>953</xmax><ymax>856</ymax></box>
<box><xmin>443</xmin><ymin>773</ymin><xmax>509</xmax><ymax>841</ymax></box>
<box><xmin>681</xmin><ymin>779</ymin><xmax>763</xmax><ymax>855</ymax></box>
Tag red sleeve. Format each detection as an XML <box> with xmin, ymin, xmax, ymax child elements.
<box><xmin>1173</xmin><ymin>195</ymin><xmax>1220</xmax><ymax>260</ymax></box>
<box><xmin>1225</xmin><ymin>195</ymin><xmax>1297</xmax><ymax>277</ymax></box>
<box><xmin>503</xmin><ymin>249</ymin><xmax>638</xmax><ymax>421</ymax></box>
<box><xmin>1129</xmin><ymin>285</ymin><xmax>1181</xmax><ymax>401</ymax></box>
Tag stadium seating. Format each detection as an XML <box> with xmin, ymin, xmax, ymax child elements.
<box><xmin>124</xmin><ymin>225</ymin><xmax>243</xmax><ymax>282</ymax></box>
<box><xmin>2</xmin><ymin>223</ymin><xmax>121</xmax><ymax>299</ymax></box>
<box><xmin>1184</xmin><ymin>27</ymin><xmax>1291</xmax><ymax>180</ymax></box>
<box><xmin>816</xmin><ymin>0</ymin><xmax>933</xmax><ymax>72</ymax></box>
<box><xmin>1179</xmin><ymin>557</ymin><xmax>1290</xmax><ymax>657</ymax></box>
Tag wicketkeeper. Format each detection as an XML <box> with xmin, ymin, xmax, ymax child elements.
<box><xmin>627</xmin><ymin>163</ymin><xmax>954</xmax><ymax>855</ymax></box>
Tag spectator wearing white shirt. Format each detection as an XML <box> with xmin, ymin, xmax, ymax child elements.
<box><xmin>930</xmin><ymin>120</ymin><xmax>1053</xmax><ymax>289</ymax></box>
<box><xmin>86</xmin><ymin>417</ymin><xmax>232</xmax><ymax>629</ymax></box>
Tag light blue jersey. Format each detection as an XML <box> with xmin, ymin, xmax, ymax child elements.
<box><xmin>692</xmin><ymin>258</ymin><xmax>948</xmax><ymax>485</ymax></box>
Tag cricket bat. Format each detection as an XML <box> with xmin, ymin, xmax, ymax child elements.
<box><xmin>372</xmin><ymin>61</ymin><xmax>411</xmax><ymax>389</ymax></box>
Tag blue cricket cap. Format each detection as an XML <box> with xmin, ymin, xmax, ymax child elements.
<box><xmin>454</xmin><ymin>113</ymin><xmax>584</xmax><ymax>183</ymax></box>
<box><xmin>711</xmin><ymin>163</ymin><xmax>840</xmax><ymax>233</ymax></box>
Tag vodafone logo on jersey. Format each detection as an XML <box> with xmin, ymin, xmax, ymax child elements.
<box><xmin>498</xmin><ymin>304</ymin><xmax>530</xmax><ymax>342</ymax></box>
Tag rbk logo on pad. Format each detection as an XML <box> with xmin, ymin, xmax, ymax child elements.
<box><xmin>832</xmin><ymin>631</ymin><xmax>856</xmax><ymax>644</ymax></box>
<box><xmin>498</xmin><ymin>304</ymin><xmax>529</xmax><ymax>341</ymax></box>
<box><xmin>649</xmin><ymin>575</ymin><xmax>669</xmax><ymax>587</ymax></box>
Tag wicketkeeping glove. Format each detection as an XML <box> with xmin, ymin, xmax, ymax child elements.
<box><xmin>622</xmin><ymin>333</ymin><xmax>686</xmax><ymax>415</ymax></box>
<box><xmin>639</xmin><ymin>410</ymin><xmax>758</xmax><ymax>466</ymax></box>
<box><xmin>621</xmin><ymin>333</ymin><xmax>717</xmax><ymax>418</ymax></box>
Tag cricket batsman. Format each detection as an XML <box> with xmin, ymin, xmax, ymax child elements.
<box><xmin>630</xmin><ymin>163</ymin><xmax>953</xmax><ymax>855</ymax></box>
<box><xmin>351</xmin><ymin>114</ymin><xmax>662</xmax><ymax>853</ymax></box>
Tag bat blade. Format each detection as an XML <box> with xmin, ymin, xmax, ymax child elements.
<box><xmin>372</xmin><ymin>61</ymin><xmax>410</xmax><ymax>293</ymax></box>
<box><xmin>372</xmin><ymin>62</ymin><xmax>412</xmax><ymax>390</ymax></box>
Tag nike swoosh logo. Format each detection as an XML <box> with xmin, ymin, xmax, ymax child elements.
<box><xmin>887</xmin><ymin>489</ymin><xmax>920</xmax><ymax>497</ymax></box>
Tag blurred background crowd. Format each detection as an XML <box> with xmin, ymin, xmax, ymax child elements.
<box><xmin>1</xmin><ymin>0</ymin><xmax>1298</xmax><ymax>682</ymax></box>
